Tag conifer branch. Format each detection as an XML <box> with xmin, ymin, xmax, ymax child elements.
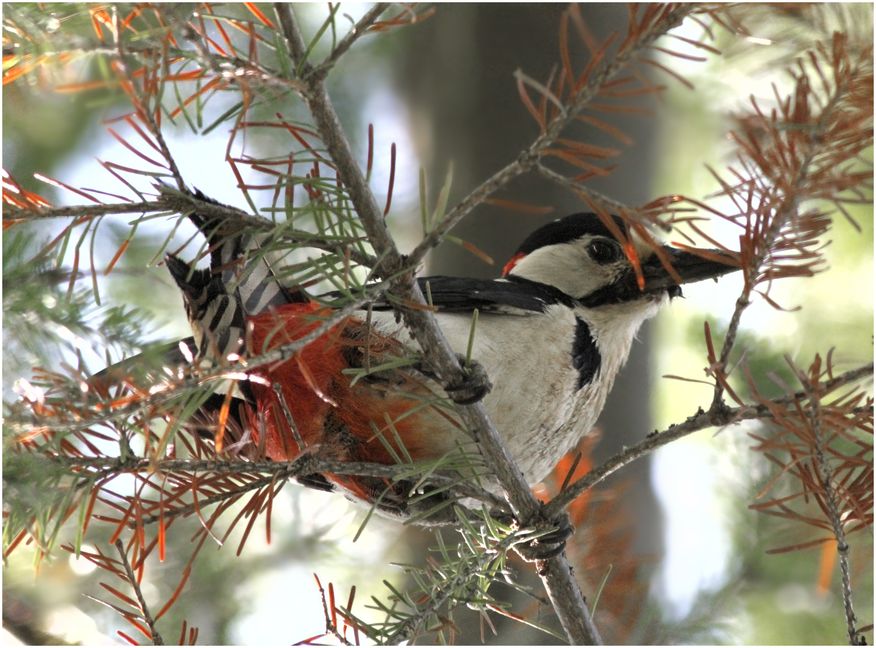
<box><xmin>109</xmin><ymin>8</ymin><xmax>185</xmax><ymax>195</ymax></box>
<box><xmin>312</xmin><ymin>3</ymin><xmax>391</xmax><ymax>80</ymax></box>
<box><xmin>707</xmin><ymin>31</ymin><xmax>873</xmax><ymax>408</ymax></box>
<box><xmin>807</xmin><ymin>390</ymin><xmax>862</xmax><ymax>645</ymax></box>
<box><xmin>114</xmin><ymin>539</ymin><xmax>165</xmax><ymax>645</ymax></box>
<box><xmin>47</xmin><ymin>455</ymin><xmax>506</xmax><ymax>517</ymax></box>
<box><xmin>4</xmin><ymin>200</ymin><xmax>167</xmax><ymax>221</ymax></box>
<box><xmin>747</xmin><ymin>352</ymin><xmax>872</xmax><ymax>644</ymax></box>
<box><xmin>8</xmin><ymin>288</ymin><xmax>386</xmax><ymax>436</ymax></box>
<box><xmin>535</xmin><ymin>163</ymin><xmax>658</xmax><ymax>225</ymax></box>
<box><xmin>275</xmin><ymin>4</ymin><xmax>604</xmax><ymax>643</ymax></box>
<box><xmin>380</xmin><ymin>530</ymin><xmax>523</xmax><ymax>644</ymax></box>
<box><xmin>4</xmin><ymin>192</ymin><xmax>379</xmax><ymax>268</ymax></box>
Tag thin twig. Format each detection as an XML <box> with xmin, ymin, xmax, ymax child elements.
<box><xmin>536</xmin><ymin>163</ymin><xmax>647</xmax><ymax>221</ymax></box>
<box><xmin>313</xmin><ymin>576</ymin><xmax>354</xmax><ymax>645</ymax></box>
<box><xmin>802</xmin><ymin>371</ymin><xmax>862</xmax><ymax>645</ymax></box>
<box><xmin>4</xmin><ymin>200</ymin><xmax>167</xmax><ymax>221</ymax></box>
<box><xmin>114</xmin><ymin>539</ymin><xmax>165</xmax><ymax>645</ymax></box>
<box><xmin>313</xmin><ymin>3</ymin><xmax>391</xmax><ymax>80</ymax></box>
<box><xmin>271</xmin><ymin>382</ymin><xmax>305</xmax><ymax>449</ymax></box>
<box><xmin>50</xmin><ymin>454</ymin><xmax>506</xmax><ymax>514</ymax></box>
<box><xmin>546</xmin><ymin>362</ymin><xmax>873</xmax><ymax>517</ymax></box>
<box><xmin>110</xmin><ymin>12</ymin><xmax>186</xmax><ymax>194</ymax></box>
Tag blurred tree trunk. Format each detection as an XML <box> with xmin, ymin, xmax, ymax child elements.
<box><xmin>393</xmin><ymin>5</ymin><xmax>663</xmax><ymax>640</ymax></box>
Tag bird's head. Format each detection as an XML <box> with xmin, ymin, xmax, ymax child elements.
<box><xmin>502</xmin><ymin>212</ymin><xmax>738</xmax><ymax>311</ymax></box>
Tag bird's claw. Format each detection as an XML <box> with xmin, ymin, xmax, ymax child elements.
<box><xmin>445</xmin><ymin>356</ymin><xmax>492</xmax><ymax>404</ymax></box>
<box><xmin>514</xmin><ymin>509</ymin><xmax>574</xmax><ymax>563</ymax></box>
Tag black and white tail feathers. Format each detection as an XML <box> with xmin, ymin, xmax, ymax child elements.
<box><xmin>186</xmin><ymin>189</ymin><xmax>304</xmax><ymax>314</ymax></box>
<box><xmin>91</xmin><ymin>192</ymin><xmax>303</xmax><ymax>401</ymax></box>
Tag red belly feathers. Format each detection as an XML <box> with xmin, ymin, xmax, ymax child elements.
<box><xmin>242</xmin><ymin>303</ymin><xmax>458</xmax><ymax>502</ymax></box>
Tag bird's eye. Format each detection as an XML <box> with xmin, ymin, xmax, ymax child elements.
<box><xmin>587</xmin><ymin>239</ymin><xmax>622</xmax><ymax>265</ymax></box>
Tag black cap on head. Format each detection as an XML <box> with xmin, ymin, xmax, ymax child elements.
<box><xmin>514</xmin><ymin>213</ymin><xmax>627</xmax><ymax>255</ymax></box>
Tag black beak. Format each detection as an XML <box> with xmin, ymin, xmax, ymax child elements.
<box><xmin>640</xmin><ymin>246</ymin><xmax>740</xmax><ymax>296</ymax></box>
<box><xmin>579</xmin><ymin>246</ymin><xmax>739</xmax><ymax>308</ymax></box>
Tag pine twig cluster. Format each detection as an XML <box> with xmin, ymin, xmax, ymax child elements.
<box><xmin>684</xmin><ymin>26</ymin><xmax>873</xmax><ymax>403</ymax></box>
<box><xmin>67</xmin><ymin>540</ymin><xmax>189</xmax><ymax>645</ymax></box>
<box><xmin>301</xmin><ymin>574</ymin><xmax>360</xmax><ymax>646</ymax></box>
<box><xmin>748</xmin><ymin>352</ymin><xmax>872</xmax><ymax>644</ymax></box>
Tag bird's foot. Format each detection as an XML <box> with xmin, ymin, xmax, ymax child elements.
<box><xmin>445</xmin><ymin>356</ymin><xmax>492</xmax><ymax>405</ymax></box>
<box><xmin>512</xmin><ymin>507</ymin><xmax>574</xmax><ymax>562</ymax></box>
<box><xmin>372</xmin><ymin>478</ymin><xmax>461</xmax><ymax>526</ymax></box>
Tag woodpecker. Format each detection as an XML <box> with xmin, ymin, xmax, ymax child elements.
<box><xmin>153</xmin><ymin>211</ymin><xmax>737</xmax><ymax>519</ymax></box>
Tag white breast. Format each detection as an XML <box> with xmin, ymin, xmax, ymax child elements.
<box><xmin>366</xmin><ymin>301</ymin><xmax>657</xmax><ymax>487</ymax></box>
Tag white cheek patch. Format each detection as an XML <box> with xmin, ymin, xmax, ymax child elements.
<box><xmin>509</xmin><ymin>239</ymin><xmax>626</xmax><ymax>299</ymax></box>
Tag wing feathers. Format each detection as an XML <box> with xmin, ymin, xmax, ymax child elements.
<box><xmin>363</xmin><ymin>276</ymin><xmax>573</xmax><ymax>314</ymax></box>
